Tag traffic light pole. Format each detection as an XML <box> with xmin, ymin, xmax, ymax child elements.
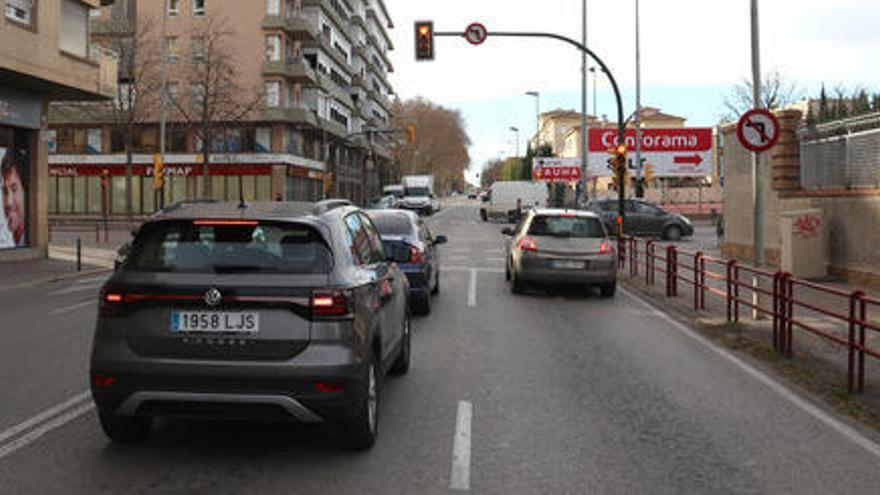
<box><xmin>434</xmin><ymin>30</ymin><xmax>628</xmax><ymax>225</ymax></box>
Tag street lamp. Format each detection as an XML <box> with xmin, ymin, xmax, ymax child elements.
<box><xmin>509</xmin><ymin>126</ymin><xmax>520</xmax><ymax>157</ymax></box>
<box><xmin>634</xmin><ymin>0</ymin><xmax>644</xmax><ymax>198</ymax></box>
<box><xmin>525</xmin><ymin>91</ymin><xmax>540</xmax><ymax>146</ymax></box>
<box><xmin>588</xmin><ymin>67</ymin><xmax>602</xmax><ymax>118</ymax></box>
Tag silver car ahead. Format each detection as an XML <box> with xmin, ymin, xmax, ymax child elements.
<box><xmin>503</xmin><ymin>209</ymin><xmax>617</xmax><ymax>297</ymax></box>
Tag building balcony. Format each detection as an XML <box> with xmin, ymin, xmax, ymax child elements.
<box><xmin>303</xmin><ymin>0</ymin><xmax>349</xmax><ymax>34</ymax></box>
<box><xmin>262</xmin><ymin>59</ymin><xmax>317</xmax><ymax>84</ymax></box>
<box><xmin>366</xmin><ymin>8</ymin><xmax>394</xmax><ymax>49</ymax></box>
<box><xmin>316</xmin><ymin>75</ymin><xmax>355</xmax><ymax>111</ymax></box>
<box><xmin>263</xmin><ymin>106</ymin><xmax>318</xmax><ymax>127</ymax></box>
<box><xmin>260</xmin><ymin>15</ymin><xmax>318</xmax><ymax>41</ymax></box>
<box><xmin>320</xmin><ymin>117</ymin><xmax>349</xmax><ymax>139</ymax></box>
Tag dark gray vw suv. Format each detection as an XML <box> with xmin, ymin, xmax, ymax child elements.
<box><xmin>90</xmin><ymin>201</ymin><xmax>411</xmax><ymax>449</ymax></box>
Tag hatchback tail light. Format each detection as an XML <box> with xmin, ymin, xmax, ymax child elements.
<box><xmin>599</xmin><ymin>240</ymin><xmax>614</xmax><ymax>254</ymax></box>
<box><xmin>517</xmin><ymin>236</ymin><xmax>538</xmax><ymax>252</ymax></box>
<box><xmin>311</xmin><ymin>291</ymin><xmax>354</xmax><ymax>319</ymax></box>
<box><xmin>409</xmin><ymin>245</ymin><xmax>425</xmax><ymax>264</ymax></box>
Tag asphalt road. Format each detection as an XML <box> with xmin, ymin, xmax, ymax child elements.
<box><xmin>3</xmin><ymin>201</ymin><xmax>880</xmax><ymax>494</ymax></box>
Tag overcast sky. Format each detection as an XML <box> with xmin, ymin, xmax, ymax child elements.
<box><xmin>385</xmin><ymin>0</ymin><xmax>880</xmax><ymax>183</ymax></box>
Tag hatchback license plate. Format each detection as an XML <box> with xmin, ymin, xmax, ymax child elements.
<box><xmin>552</xmin><ymin>260</ymin><xmax>587</xmax><ymax>270</ymax></box>
<box><xmin>171</xmin><ymin>311</ymin><xmax>259</xmax><ymax>333</ymax></box>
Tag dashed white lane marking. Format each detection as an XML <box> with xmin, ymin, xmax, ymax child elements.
<box><xmin>48</xmin><ymin>283</ymin><xmax>102</xmax><ymax>296</ymax></box>
<box><xmin>0</xmin><ymin>402</ymin><xmax>95</xmax><ymax>461</ymax></box>
<box><xmin>620</xmin><ymin>287</ymin><xmax>880</xmax><ymax>460</ymax></box>
<box><xmin>486</xmin><ymin>257</ymin><xmax>505</xmax><ymax>262</ymax></box>
<box><xmin>468</xmin><ymin>269</ymin><xmax>477</xmax><ymax>307</ymax></box>
<box><xmin>76</xmin><ymin>275</ymin><xmax>108</xmax><ymax>285</ymax></box>
<box><xmin>0</xmin><ymin>390</ymin><xmax>93</xmax><ymax>461</ymax></box>
<box><xmin>50</xmin><ymin>300</ymin><xmax>96</xmax><ymax>316</ymax></box>
<box><xmin>445</xmin><ymin>266</ymin><xmax>504</xmax><ymax>274</ymax></box>
<box><xmin>450</xmin><ymin>400</ymin><xmax>473</xmax><ymax>491</ymax></box>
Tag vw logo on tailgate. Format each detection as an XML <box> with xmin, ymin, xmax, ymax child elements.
<box><xmin>204</xmin><ymin>288</ymin><xmax>223</xmax><ymax>307</ymax></box>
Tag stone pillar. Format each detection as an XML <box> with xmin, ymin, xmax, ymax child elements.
<box><xmin>770</xmin><ymin>109</ymin><xmax>802</xmax><ymax>192</ymax></box>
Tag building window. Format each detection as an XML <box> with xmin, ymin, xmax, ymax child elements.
<box><xmin>265</xmin><ymin>81</ymin><xmax>281</xmax><ymax>107</ymax></box>
<box><xmin>192</xmin><ymin>0</ymin><xmax>205</xmax><ymax>16</ymax></box>
<box><xmin>166</xmin><ymin>82</ymin><xmax>180</xmax><ymax>102</ymax></box>
<box><xmin>265</xmin><ymin>35</ymin><xmax>281</xmax><ymax>62</ymax></box>
<box><xmin>5</xmin><ymin>0</ymin><xmax>33</xmax><ymax>25</ymax></box>
<box><xmin>60</xmin><ymin>0</ymin><xmax>89</xmax><ymax>58</ymax></box>
<box><xmin>168</xmin><ymin>0</ymin><xmax>180</xmax><ymax>16</ymax></box>
<box><xmin>266</xmin><ymin>0</ymin><xmax>280</xmax><ymax>15</ymax></box>
<box><xmin>191</xmin><ymin>35</ymin><xmax>205</xmax><ymax>60</ymax></box>
<box><xmin>164</xmin><ymin>36</ymin><xmax>179</xmax><ymax>61</ymax></box>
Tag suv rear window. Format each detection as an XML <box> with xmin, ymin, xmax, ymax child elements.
<box><xmin>126</xmin><ymin>220</ymin><xmax>332</xmax><ymax>274</ymax></box>
<box><xmin>368</xmin><ymin>213</ymin><xmax>415</xmax><ymax>236</ymax></box>
<box><xmin>528</xmin><ymin>215</ymin><xmax>605</xmax><ymax>238</ymax></box>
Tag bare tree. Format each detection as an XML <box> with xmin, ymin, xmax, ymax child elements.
<box><xmin>391</xmin><ymin>98</ymin><xmax>471</xmax><ymax>194</ymax></box>
<box><xmin>167</xmin><ymin>16</ymin><xmax>263</xmax><ymax>198</ymax></box>
<box><xmin>722</xmin><ymin>69</ymin><xmax>800</xmax><ymax>122</ymax></box>
<box><xmin>51</xmin><ymin>17</ymin><xmax>162</xmax><ymax>218</ymax></box>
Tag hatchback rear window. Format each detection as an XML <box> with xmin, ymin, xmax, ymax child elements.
<box><xmin>528</xmin><ymin>216</ymin><xmax>605</xmax><ymax>238</ymax></box>
<box><xmin>368</xmin><ymin>213</ymin><xmax>415</xmax><ymax>236</ymax></box>
<box><xmin>126</xmin><ymin>220</ymin><xmax>332</xmax><ymax>274</ymax></box>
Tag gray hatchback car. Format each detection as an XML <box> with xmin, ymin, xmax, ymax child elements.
<box><xmin>503</xmin><ymin>209</ymin><xmax>617</xmax><ymax>297</ymax></box>
<box><xmin>90</xmin><ymin>201</ymin><xmax>411</xmax><ymax>449</ymax></box>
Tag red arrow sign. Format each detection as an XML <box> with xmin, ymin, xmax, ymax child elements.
<box><xmin>673</xmin><ymin>154</ymin><xmax>703</xmax><ymax>165</ymax></box>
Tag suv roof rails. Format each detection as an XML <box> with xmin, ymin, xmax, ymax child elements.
<box><xmin>312</xmin><ymin>199</ymin><xmax>353</xmax><ymax>216</ymax></box>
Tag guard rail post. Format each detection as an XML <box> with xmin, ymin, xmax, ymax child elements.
<box><xmin>693</xmin><ymin>251</ymin><xmax>704</xmax><ymax>310</ymax></box>
<box><xmin>858</xmin><ymin>293</ymin><xmax>867</xmax><ymax>393</ymax></box>
<box><xmin>848</xmin><ymin>290</ymin><xmax>865</xmax><ymax>393</ymax></box>
<box><xmin>646</xmin><ymin>240</ymin><xmax>654</xmax><ymax>286</ymax></box>
<box><xmin>726</xmin><ymin>260</ymin><xmax>737</xmax><ymax>322</ymax></box>
<box><xmin>630</xmin><ymin>237</ymin><xmax>638</xmax><ymax>278</ymax></box>
<box><xmin>773</xmin><ymin>272</ymin><xmax>783</xmax><ymax>353</ymax></box>
<box><xmin>76</xmin><ymin>238</ymin><xmax>82</xmax><ymax>272</ymax></box>
<box><xmin>665</xmin><ymin>245</ymin><xmax>677</xmax><ymax>297</ymax></box>
<box><xmin>784</xmin><ymin>274</ymin><xmax>794</xmax><ymax>358</ymax></box>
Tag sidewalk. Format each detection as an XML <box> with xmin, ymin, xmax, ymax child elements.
<box><xmin>0</xmin><ymin>255</ymin><xmax>107</xmax><ymax>292</ymax></box>
<box><xmin>621</xmin><ymin>236</ymin><xmax>880</xmax><ymax>403</ymax></box>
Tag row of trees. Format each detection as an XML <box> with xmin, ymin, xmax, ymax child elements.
<box><xmin>480</xmin><ymin>142</ymin><xmax>553</xmax><ymax>189</ymax></box>
<box><xmin>390</xmin><ymin>98</ymin><xmax>471</xmax><ymax>194</ymax></box>
<box><xmin>808</xmin><ymin>85</ymin><xmax>880</xmax><ymax>125</ymax></box>
<box><xmin>52</xmin><ymin>14</ymin><xmax>262</xmax><ymax>216</ymax></box>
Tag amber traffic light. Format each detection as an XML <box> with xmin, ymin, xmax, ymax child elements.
<box><xmin>415</xmin><ymin>21</ymin><xmax>434</xmax><ymax>61</ymax></box>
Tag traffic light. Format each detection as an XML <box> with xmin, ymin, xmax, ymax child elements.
<box><xmin>405</xmin><ymin>124</ymin><xmax>417</xmax><ymax>145</ymax></box>
<box><xmin>153</xmin><ymin>154</ymin><xmax>164</xmax><ymax>190</ymax></box>
<box><xmin>415</xmin><ymin>21</ymin><xmax>434</xmax><ymax>61</ymax></box>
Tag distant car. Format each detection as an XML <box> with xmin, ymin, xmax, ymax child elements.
<box><xmin>382</xmin><ymin>185</ymin><xmax>405</xmax><ymax>201</ymax></box>
<box><xmin>399</xmin><ymin>185</ymin><xmax>437</xmax><ymax>216</ymax></box>
<box><xmin>367</xmin><ymin>209</ymin><xmax>447</xmax><ymax>314</ymax></box>
<box><xmin>91</xmin><ymin>200</ymin><xmax>411</xmax><ymax>450</ymax></box>
<box><xmin>503</xmin><ymin>209</ymin><xmax>617</xmax><ymax>297</ymax></box>
<box><xmin>371</xmin><ymin>195</ymin><xmax>397</xmax><ymax>209</ymax></box>
<box><xmin>588</xmin><ymin>198</ymin><xmax>694</xmax><ymax>241</ymax></box>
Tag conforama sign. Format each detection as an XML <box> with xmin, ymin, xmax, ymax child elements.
<box><xmin>588</xmin><ymin>128</ymin><xmax>714</xmax><ymax>177</ymax></box>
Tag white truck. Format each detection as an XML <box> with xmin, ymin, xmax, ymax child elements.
<box><xmin>480</xmin><ymin>181</ymin><xmax>549</xmax><ymax>222</ymax></box>
<box><xmin>399</xmin><ymin>175</ymin><xmax>438</xmax><ymax>215</ymax></box>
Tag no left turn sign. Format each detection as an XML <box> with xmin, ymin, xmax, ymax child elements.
<box><xmin>464</xmin><ymin>22</ymin><xmax>488</xmax><ymax>45</ymax></box>
<box><xmin>736</xmin><ymin>109</ymin><xmax>780</xmax><ymax>153</ymax></box>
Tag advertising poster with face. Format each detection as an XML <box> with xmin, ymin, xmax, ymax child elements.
<box><xmin>0</xmin><ymin>146</ymin><xmax>28</xmax><ymax>249</ymax></box>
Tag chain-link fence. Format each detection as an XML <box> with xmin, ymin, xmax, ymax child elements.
<box><xmin>801</xmin><ymin>127</ymin><xmax>880</xmax><ymax>190</ymax></box>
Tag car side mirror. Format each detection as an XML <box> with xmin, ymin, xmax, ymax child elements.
<box><xmin>433</xmin><ymin>235</ymin><xmax>448</xmax><ymax>245</ymax></box>
<box><xmin>114</xmin><ymin>241</ymin><xmax>131</xmax><ymax>271</ymax></box>
<box><xmin>387</xmin><ymin>244</ymin><xmax>411</xmax><ymax>263</ymax></box>
<box><xmin>501</xmin><ymin>228</ymin><xmax>514</xmax><ymax>236</ymax></box>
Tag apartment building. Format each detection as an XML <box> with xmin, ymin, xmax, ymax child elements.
<box><xmin>1</xmin><ymin>0</ymin><xmax>117</xmax><ymax>260</ymax></box>
<box><xmin>47</xmin><ymin>0</ymin><xmax>395</xmax><ymax>218</ymax></box>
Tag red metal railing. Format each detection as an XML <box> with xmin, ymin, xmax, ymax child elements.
<box><xmin>618</xmin><ymin>236</ymin><xmax>880</xmax><ymax>394</ymax></box>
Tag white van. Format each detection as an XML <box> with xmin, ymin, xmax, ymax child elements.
<box><xmin>480</xmin><ymin>181</ymin><xmax>549</xmax><ymax>222</ymax></box>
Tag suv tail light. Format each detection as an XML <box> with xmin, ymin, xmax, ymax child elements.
<box><xmin>517</xmin><ymin>236</ymin><xmax>538</xmax><ymax>252</ymax></box>
<box><xmin>599</xmin><ymin>240</ymin><xmax>614</xmax><ymax>254</ymax></box>
<box><xmin>99</xmin><ymin>286</ymin><xmax>125</xmax><ymax>316</ymax></box>
<box><xmin>311</xmin><ymin>291</ymin><xmax>354</xmax><ymax>319</ymax></box>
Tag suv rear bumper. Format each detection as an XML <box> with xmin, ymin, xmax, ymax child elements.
<box><xmin>91</xmin><ymin>343</ymin><xmax>367</xmax><ymax>424</ymax></box>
